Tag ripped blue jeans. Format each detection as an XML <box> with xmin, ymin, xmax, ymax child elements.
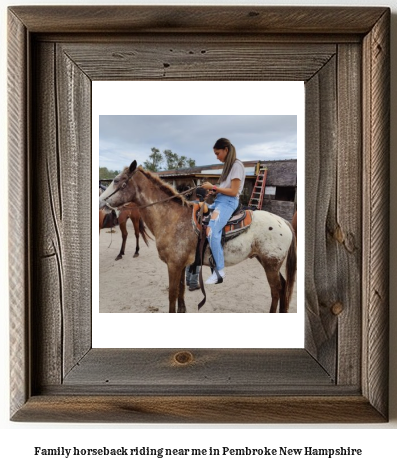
<box><xmin>207</xmin><ymin>194</ymin><xmax>239</xmax><ymax>271</ymax></box>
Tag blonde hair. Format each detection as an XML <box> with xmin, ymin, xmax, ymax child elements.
<box><xmin>214</xmin><ymin>138</ymin><xmax>237</xmax><ymax>183</ymax></box>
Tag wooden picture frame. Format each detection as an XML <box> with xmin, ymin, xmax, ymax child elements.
<box><xmin>8</xmin><ymin>6</ymin><xmax>390</xmax><ymax>423</ymax></box>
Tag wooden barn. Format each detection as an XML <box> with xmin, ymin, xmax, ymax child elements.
<box><xmin>157</xmin><ymin>159</ymin><xmax>297</xmax><ymax>221</ymax></box>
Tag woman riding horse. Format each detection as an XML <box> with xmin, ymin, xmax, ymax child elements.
<box><xmin>201</xmin><ymin>138</ymin><xmax>246</xmax><ymax>285</ymax></box>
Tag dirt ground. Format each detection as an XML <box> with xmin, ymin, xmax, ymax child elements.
<box><xmin>99</xmin><ymin>219</ymin><xmax>297</xmax><ymax>313</ymax></box>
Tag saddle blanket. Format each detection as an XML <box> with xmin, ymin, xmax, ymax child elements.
<box><xmin>192</xmin><ymin>203</ymin><xmax>253</xmax><ymax>241</ymax></box>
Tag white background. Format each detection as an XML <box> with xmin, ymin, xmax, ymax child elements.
<box><xmin>93</xmin><ymin>81</ymin><xmax>305</xmax><ymax>348</ymax></box>
<box><xmin>1</xmin><ymin>0</ymin><xmax>396</xmax><ymax>470</ymax></box>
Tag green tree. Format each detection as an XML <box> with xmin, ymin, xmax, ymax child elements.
<box><xmin>143</xmin><ymin>147</ymin><xmax>164</xmax><ymax>172</ymax></box>
<box><xmin>186</xmin><ymin>158</ymin><xmax>196</xmax><ymax>168</ymax></box>
<box><xmin>142</xmin><ymin>148</ymin><xmax>196</xmax><ymax>172</ymax></box>
<box><xmin>164</xmin><ymin>149</ymin><xmax>179</xmax><ymax>169</ymax></box>
<box><xmin>99</xmin><ymin>167</ymin><xmax>120</xmax><ymax>179</ymax></box>
<box><xmin>164</xmin><ymin>150</ymin><xmax>196</xmax><ymax>170</ymax></box>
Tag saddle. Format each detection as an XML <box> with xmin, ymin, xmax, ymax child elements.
<box><xmin>191</xmin><ymin>203</ymin><xmax>253</xmax><ymax>242</ymax></box>
<box><xmin>102</xmin><ymin>209</ymin><xmax>119</xmax><ymax>229</ymax></box>
<box><xmin>191</xmin><ymin>203</ymin><xmax>253</xmax><ymax>310</ymax></box>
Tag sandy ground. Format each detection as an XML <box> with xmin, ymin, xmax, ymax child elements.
<box><xmin>99</xmin><ymin>219</ymin><xmax>297</xmax><ymax>313</ymax></box>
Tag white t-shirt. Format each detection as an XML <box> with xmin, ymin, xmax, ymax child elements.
<box><xmin>219</xmin><ymin>160</ymin><xmax>246</xmax><ymax>197</ymax></box>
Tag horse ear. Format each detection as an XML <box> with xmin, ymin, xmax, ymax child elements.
<box><xmin>129</xmin><ymin>160</ymin><xmax>137</xmax><ymax>173</ymax></box>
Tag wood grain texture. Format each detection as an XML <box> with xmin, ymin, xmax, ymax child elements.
<box><xmin>60</xmin><ymin>42</ymin><xmax>335</xmax><ymax>82</ymax></box>
<box><xmin>362</xmin><ymin>9</ymin><xmax>390</xmax><ymax>419</ymax></box>
<box><xmin>11</xmin><ymin>396</ymin><xmax>385</xmax><ymax>424</ymax></box>
<box><xmin>62</xmin><ymin>349</ymin><xmax>333</xmax><ymax>391</ymax></box>
<box><xmin>32</xmin><ymin>42</ymin><xmax>63</xmax><ymax>388</ymax></box>
<box><xmin>8</xmin><ymin>6</ymin><xmax>390</xmax><ymax>423</ymax></box>
<box><xmin>9</xmin><ymin>6</ymin><xmax>387</xmax><ymax>34</ymax></box>
<box><xmin>8</xmin><ymin>10</ymin><xmax>29</xmax><ymax>419</ymax></box>
<box><xmin>304</xmin><ymin>57</ymin><xmax>338</xmax><ymax>378</ymax></box>
<box><xmin>31</xmin><ymin>42</ymin><xmax>92</xmax><ymax>387</ymax></box>
<box><xmin>304</xmin><ymin>42</ymin><xmax>363</xmax><ymax>384</ymax></box>
<box><xmin>55</xmin><ymin>44</ymin><xmax>92</xmax><ymax>376</ymax></box>
<box><xmin>335</xmin><ymin>43</ymin><xmax>362</xmax><ymax>386</ymax></box>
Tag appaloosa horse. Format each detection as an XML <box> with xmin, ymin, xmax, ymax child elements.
<box><xmin>99</xmin><ymin>161</ymin><xmax>296</xmax><ymax>313</ymax></box>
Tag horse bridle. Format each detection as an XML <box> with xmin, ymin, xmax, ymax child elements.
<box><xmin>101</xmin><ymin>167</ymin><xmax>201</xmax><ymax>210</ymax></box>
<box><xmin>102</xmin><ymin>168</ymin><xmax>138</xmax><ymax>202</ymax></box>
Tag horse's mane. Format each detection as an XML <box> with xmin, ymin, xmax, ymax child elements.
<box><xmin>134</xmin><ymin>166</ymin><xmax>192</xmax><ymax>206</ymax></box>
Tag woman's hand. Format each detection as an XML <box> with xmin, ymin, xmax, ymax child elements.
<box><xmin>201</xmin><ymin>179</ymin><xmax>240</xmax><ymax>197</ymax></box>
<box><xmin>202</xmin><ymin>182</ymin><xmax>216</xmax><ymax>192</ymax></box>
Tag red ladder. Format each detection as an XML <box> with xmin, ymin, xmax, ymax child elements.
<box><xmin>248</xmin><ymin>164</ymin><xmax>267</xmax><ymax>210</ymax></box>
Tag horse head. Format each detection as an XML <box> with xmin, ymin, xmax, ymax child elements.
<box><xmin>99</xmin><ymin>160</ymin><xmax>138</xmax><ymax>210</ymax></box>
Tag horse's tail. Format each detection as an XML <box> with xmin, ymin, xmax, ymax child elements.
<box><xmin>292</xmin><ymin>210</ymin><xmax>297</xmax><ymax>241</ymax></box>
<box><xmin>138</xmin><ymin>218</ymin><xmax>153</xmax><ymax>246</ymax></box>
<box><xmin>281</xmin><ymin>222</ymin><xmax>297</xmax><ymax>312</ymax></box>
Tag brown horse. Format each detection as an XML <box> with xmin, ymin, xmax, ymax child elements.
<box><xmin>115</xmin><ymin>203</ymin><xmax>152</xmax><ymax>260</ymax></box>
<box><xmin>99</xmin><ymin>203</ymin><xmax>151</xmax><ymax>260</ymax></box>
<box><xmin>99</xmin><ymin>208</ymin><xmax>118</xmax><ymax>233</ymax></box>
<box><xmin>99</xmin><ymin>161</ymin><xmax>296</xmax><ymax>313</ymax></box>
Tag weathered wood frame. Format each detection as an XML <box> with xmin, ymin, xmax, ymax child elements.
<box><xmin>8</xmin><ymin>6</ymin><xmax>390</xmax><ymax>423</ymax></box>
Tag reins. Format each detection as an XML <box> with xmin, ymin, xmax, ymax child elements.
<box><xmin>197</xmin><ymin>202</ymin><xmax>208</xmax><ymax>311</ymax></box>
<box><xmin>136</xmin><ymin>186</ymin><xmax>199</xmax><ymax>210</ymax></box>
<box><xmin>102</xmin><ymin>169</ymin><xmax>201</xmax><ymax>210</ymax></box>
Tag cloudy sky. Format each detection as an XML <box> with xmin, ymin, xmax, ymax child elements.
<box><xmin>99</xmin><ymin>115</ymin><xmax>297</xmax><ymax>172</ymax></box>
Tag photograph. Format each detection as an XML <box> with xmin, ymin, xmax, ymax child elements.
<box><xmin>98</xmin><ymin>115</ymin><xmax>300</xmax><ymax>315</ymax></box>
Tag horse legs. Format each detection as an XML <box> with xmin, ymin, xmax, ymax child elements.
<box><xmin>278</xmin><ymin>274</ymin><xmax>287</xmax><ymax>312</ymax></box>
<box><xmin>167</xmin><ymin>264</ymin><xmax>186</xmax><ymax>313</ymax></box>
<box><xmin>256</xmin><ymin>257</ymin><xmax>285</xmax><ymax>313</ymax></box>
<box><xmin>263</xmin><ymin>227</ymin><xmax>297</xmax><ymax>312</ymax></box>
<box><xmin>265</xmin><ymin>269</ymin><xmax>283</xmax><ymax>313</ymax></box>
<box><xmin>177</xmin><ymin>267</ymin><xmax>187</xmax><ymax>313</ymax></box>
<box><xmin>116</xmin><ymin>221</ymin><xmax>127</xmax><ymax>261</ymax></box>
<box><xmin>132</xmin><ymin>216</ymin><xmax>140</xmax><ymax>258</ymax></box>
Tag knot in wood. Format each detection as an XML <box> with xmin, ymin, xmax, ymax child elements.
<box><xmin>174</xmin><ymin>351</ymin><xmax>194</xmax><ymax>365</ymax></box>
<box><xmin>333</xmin><ymin>225</ymin><xmax>345</xmax><ymax>244</ymax></box>
<box><xmin>331</xmin><ymin>302</ymin><xmax>344</xmax><ymax>316</ymax></box>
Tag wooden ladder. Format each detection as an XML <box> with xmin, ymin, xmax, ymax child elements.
<box><xmin>248</xmin><ymin>164</ymin><xmax>267</xmax><ymax>210</ymax></box>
